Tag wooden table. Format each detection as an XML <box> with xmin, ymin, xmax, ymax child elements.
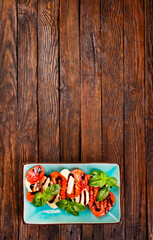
<box><xmin>0</xmin><ymin>0</ymin><xmax>152</xmax><ymax>239</ymax></box>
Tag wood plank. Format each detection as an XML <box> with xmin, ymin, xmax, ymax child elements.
<box><xmin>0</xmin><ymin>0</ymin><xmax>18</xmax><ymax>239</ymax></box>
<box><xmin>38</xmin><ymin>0</ymin><xmax>60</xmax><ymax>238</ymax></box>
<box><xmin>145</xmin><ymin>0</ymin><xmax>153</xmax><ymax>239</ymax></box>
<box><xmin>101</xmin><ymin>0</ymin><xmax>124</xmax><ymax>239</ymax></box>
<box><xmin>18</xmin><ymin>0</ymin><xmax>38</xmax><ymax>239</ymax></box>
<box><xmin>80</xmin><ymin>0</ymin><xmax>102</xmax><ymax>238</ymax></box>
<box><xmin>124</xmin><ymin>0</ymin><xmax>146</xmax><ymax>239</ymax></box>
<box><xmin>81</xmin><ymin>0</ymin><xmax>101</xmax><ymax>163</ymax></box>
<box><xmin>60</xmin><ymin>0</ymin><xmax>80</xmax><ymax>163</ymax></box>
<box><xmin>59</xmin><ymin>0</ymin><xmax>81</xmax><ymax>239</ymax></box>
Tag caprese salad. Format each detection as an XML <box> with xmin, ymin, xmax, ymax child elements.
<box><xmin>25</xmin><ymin>165</ymin><xmax>119</xmax><ymax>217</ymax></box>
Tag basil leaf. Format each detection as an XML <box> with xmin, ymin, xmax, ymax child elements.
<box><xmin>70</xmin><ymin>202</ymin><xmax>87</xmax><ymax>211</ymax></box>
<box><xmin>100</xmin><ymin>171</ymin><xmax>107</xmax><ymax>179</ymax></box>
<box><xmin>33</xmin><ymin>193</ymin><xmax>46</xmax><ymax>207</ymax></box>
<box><xmin>56</xmin><ymin>200</ymin><xmax>68</xmax><ymax>209</ymax></box>
<box><xmin>61</xmin><ymin>199</ymin><xmax>69</xmax><ymax>204</ymax></box>
<box><xmin>89</xmin><ymin>179</ymin><xmax>105</xmax><ymax>187</ymax></box>
<box><xmin>66</xmin><ymin>205</ymin><xmax>79</xmax><ymax>216</ymax></box>
<box><xmin>89</xmin><ymin>173</ymin><xmax>107</xmax><ymax>187</ymax></box>
<box><xmin>57</xmin><ymin>199</ymin><xmax>87</xmax><ymax>216</ymax></box>
<box><xmin>45</xmin><ymin>184</ymin><xmax>61</xmax><ymax>195</ymax></box>
<box><xmin>90</xmin><ymin>170</ymin><xmax>102</xmax><ymax>175</ymax></box>
<box><xmin>106</xmin><ymin>177</ymin><xmax>119</xmax><ymax>188</ymax></box>
<box><xmin>43</xmin><ymin>184</ymin><xmax>61</xmax><ymax>202</ymax></box>
<box><xmin>96</xmin><ymin>186</ymin><xmax>109</xmax><ymax>201</ymax></box>
<box><xmin>32</xmin><ymin>184</ymin><xmax>61</xmax><ymax>207</ymax></box>
<box><xmin>44</xmin><ymin>193</ymin><xmax>53</xmax><ymax>202</ymax></box>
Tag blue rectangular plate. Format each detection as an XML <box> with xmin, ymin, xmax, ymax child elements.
<box><xmin>23</xmin><ymin>163</ymin><xmax>120</xmax><ymax>224</ymax></box>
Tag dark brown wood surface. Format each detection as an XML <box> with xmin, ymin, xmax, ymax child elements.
<box><xmin>145</xmin><ymin>0</ymin><xmax>153</xmax><ymax>240</ymax></box>
<box><xmin>101</xmin><ymin>1</ymin><xmax>124</xmax><ymax>239</ymax></box>
<box><xmin>18</xmin><ymin>0</ymin><xmax>38</xmax><ymax>239</ymax></box>
<box><xmin>0</xmin><ymin>0</ymin><xmax>152</xmax><ymax>239</ymax></box>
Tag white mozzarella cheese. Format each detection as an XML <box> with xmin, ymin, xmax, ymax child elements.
<box><xmin>60</xmin><ymin>169</ymin><xmax>74</xmax><ymax>194</ymax></box>
<box><xmin>60</xmin><ymin>169</ymin><xmax>70</xmax><ymax>179</ymax></box>
<box><xmin>47</xmin><ymin>194</ymin><xmax>61</xmax><ymax>209</ymax></box>
<box><xmin>25</xmin><ymin>179</ymin><xmax>40</xmax><ymax>192</ymax></box>
<box><xmin>74</xmin><ymin>189</ymin><xmax>89</xmax><ymax>206</ymax></box>
<box><xmin>25</xmin><ymin>179</ymin><xmax>32</xmax><ymax>192</ymax></box>
<box><xmin>43</xmin><ymin>177</ymin><xmax>52</xmax><ymax>190</ymax></box>
<box><xmin>66</xmin><ymin>175</ymin><xmax>74</xmax><ymax>194</ymax></box>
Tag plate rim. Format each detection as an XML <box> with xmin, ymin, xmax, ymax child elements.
<box><xmin>22</xmin><ymin>162</ymin><xmax>121</xmax><ymax>225</ymax></box>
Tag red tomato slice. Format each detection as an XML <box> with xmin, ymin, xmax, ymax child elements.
<box><xmin>67</xmin><ymin>169</ymin><xmax>88</xmax><ymax>198</ymax></box>
<box><xmin>86</xmin><ymin>175</ymin><xmax>92</xmax><ymax>193</ymax></box>
<box><xmin>27</xmin><ymin>189</ymin><xmax>43</xmax><ymax>203</ymax></box>
<box><xmin>88</xmin><ymin>191</ymin><xmax>115</xmax><ymax>217</ymax></box>
<box><xmin>27</xmin><ymin>191</ymin><xmax>34</xmax><ymax>202</ymax></box>
<box><xmin>49</xmin><ymin>172</ymin><xmax>67</xmax><ymax>199</ymax></box>
<box><xmin>88</xmin><ymin>185</ymin><xmax>100</xmax><ymax>203</ymax></box>
<box><xmin>86</xmin><ymin>174</ymin><xmax>100</xmax><ymax>200</ymax></box>
<box><xmin>26</xmin><ymin>165</ymin><xmax>45</xmax><ymax>184</ymax></box>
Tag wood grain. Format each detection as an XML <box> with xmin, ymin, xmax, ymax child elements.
<box><xmin>60</xmin><ymin>0</ymin><xmax>80</xmax><ymax>163</ymax></box>
<box><xmin>18</xmin><ymin>0</ymin><xmax>38</xmax><ymax>239</ymax></box>
<box><xmin>101</xmin><ymin>0</ymin><xmax>124</xmax><ymax>239</ymax></box>
<box><xmin>81</xmin><ymin>0</ymin><xmax>101</xmax><ymax>163</ymax></box>
<box><xmin>0</xmin><ymin>0</ymin><xmax>152</xmax><ymax>239</ymax></box>
<box><xmin>145</xmin><ymin>0</ymin><xmax>153</xmax><ymax>239</ymax></box>
<box><xmin>0</xmin><ymin>0</ymin><xmax>18</xmax><ymax>239</ymax></box>
<box><xmin>124</xmin><ymin>0</ymin><xmax>146</xmax><ymax>239</ymax></box>
<box><xmin>80</xmin><ymin>0</ymin><xmax>102</xmax><ymax>239</ymax></box>
<box><xmin>38</xmin><ymin>0</ymin><xmax>60</xmax><ymax>163</ymax></box>
<box><xmin>38</xmin><ymin>0</ymin><xmax>60</xmax><ymax>239</ymax></box>
<box><xmin>59</xmin><ymin>0</ymin><xmax>81</xmax><ymax>239</ymax></box>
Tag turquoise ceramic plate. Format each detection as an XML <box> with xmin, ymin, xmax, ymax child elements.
<box><xmin>23</xmin><ymin>163</ymin><xmax>120</xmax><ymax>224</ymax></box>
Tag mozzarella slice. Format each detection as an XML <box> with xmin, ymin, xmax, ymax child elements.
<box><xmin>25</xmin><ymin>179</ymin><xmax>40</xmax><ymax>192</ymax></box>
<box><xmin>42</xmin><ymin>177</ymin><xmax>59</xmax><ymax>209</ymax></box>
<box><xmin>39</xmin><ymin>176</ymin><xmax>47</xmax><ymax>187</ymax></box>
<box><xmin>67</xmin><ymin>175</ymin><xmax>74</xmax><ymax>194</ymax></box>
<box><xmin>60</xmin><ymin>169</ymin><xmax>74</xmax><ymax>194</ymax></box>
<box><xmin>42</xmin><ymin>177</ymin><xmax>52</xmax><ymax>190</ymax></box>
<box><xmin>74</xmin><ymin>189</ymin><xmax>89</xmax><ymax>206</ymax></box>
<box><xmin>60</xmin><ymin>169</ymin><xmax>70</xmax><ymax>179</ymax></box>
<box><xmin>47</xmin><ymin>194</ymin><xmax>61</xmax><ymax>209</ymax></box>
<box><xmin>25</xmin><ymin>179</ymin><xmax>32</xmax><ymax>192</ymax></box>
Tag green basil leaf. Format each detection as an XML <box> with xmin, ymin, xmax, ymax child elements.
<box><xmin>66</xmin><ymin>205</ymin><xmax>79</xmax><ymax>216</ymax></box>
<box><xmin>70</xmin><ymin>202</ymin><xmax>87</xmax><ymax>211</ymax></box>
<box><xmin>96</xmin><ymin>186</ymin><xmax>109</xmax><ymax>201</ymax></box>
<box><xmin>57</xmin><ymin>199</ymin><xmax>86</xmax><ymax>216</ymax></box>
<box><xmin>106</xmin><ymin>177</ymin><xmax>119</xmax><ymax>188</ymax></box>
<box><xmin>89</xmin><ymin>179</ymin><xmax>104</xmax><ymax>187</ymax></box>
<box><xmin>90</xmin><ymin>170</ymin><xmax>102</xmax><ymax>175</ymax></box>
<box><xmin>43</xmin><ymin>184</ymin><xmax>61</xmax><ymax>202</ymax></box>
<box><xmin>61</xmin><ymin>199</ymin><xmax>69</xmax><ymax>204</ymax></box>
<box><xmin>100</xmin><ymin>171</ymin><xmax>107</xmax><ymax>179</ymax></box>
<box><xmin>45</xmin><ymin>184</ymin><xmax>61</xmax><ymax>195</ymax></box>
<box><xmin>33</xmin><ymin>193</ymin><xmax>46</xmax><ymax>207</ymax></box>
<box><xmin>89</xmin><ymin>174</ymin><xmax>106</xmax><ymax>187</ymax></box>
<box><xmin>44</xmin><ymin>193</ymin><xmax>53</xmax><ymax>202</ymax></box>
<box><xmin>65</xmin><ymin>207</ymin><xmax>70</xmax><ymax>213</ymax></box>
<box><xmin>89</xmin><ymin>174</ymin><xmax>102</xmax><ymax>180</ymax></box>
<box><xmin>56</xmin><ymin>199</ymin><xmax>68</xmax><ymax>209</ymax></box>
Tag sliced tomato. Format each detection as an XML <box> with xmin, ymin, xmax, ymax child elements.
<box><xmin>86</xmin><ymin>174</ymin><xmax>91</xmax><ymax>192</ymax></box>
<box><xmin>86</xmin><ymin>174</ymin><xmax>100</xmax><ymax>205</ymax></box>
<box><xmin>49</xmin><ymin>172</ymin><xmax>67</xmax><ymax>199</ymax></box>
<box><xmin>26</xmin><ymin>165</ymin><xmax>45</xmax><ymax>184</ymax></box>
<box><xmin>88</xmin><ymin>185</ymin><xmax>100</xmax><ymax>202</ymax></box>
<box><xmin>66</xmin><ymin>169</ymin><xmax>88</xmax><ymax>198</ymax></box>
<box><xmin>88</xmin><ymin>191</ymin><xmax>115</xmax><ymax>217</ymax></box>
<box><xmin>27</xmin><ymin>191</ymin><xmax>34</xmax><ymax>202</ymax></box>
<box><xmin>27</xmin><ymin>189</ymin><xmax>43</xmax><ymax>203</ymax></box>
